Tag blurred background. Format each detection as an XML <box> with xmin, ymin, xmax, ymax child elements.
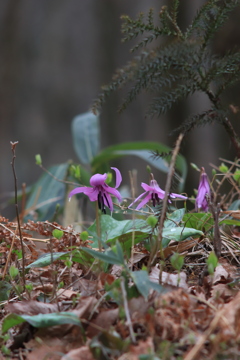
<box><xmin>0</xmin><ymin>0</ymin><xmax>240</xmax><ymax>218</ymax></box>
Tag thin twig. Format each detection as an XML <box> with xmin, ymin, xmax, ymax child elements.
<box><xmin>149</xmin><ymin>133</ymin><xmax>184</xmax><ymax>267</ymax></box>
<box><xmin>209</xmin><ymin>202</ymin><xmax>221</xmax><ymax>258</ymax></box>
<box><xmin>38</xmin><ymin>163</ymin><xmax>80</xmax><ymax>187</ymax></box>
<box><xmin>2</xmin><ymin>227</ymin><xmax>17</xmax><ymax>280</ymax></box>
<box><xmin>10</xmin><ymin>141</ymin><xmax>26</xmax><ymax>291</ymax></box>
<box><xmin>120</xmin><ymin>277</ymin><xmax>136</xmax><ymax>344</ymax></box>
<box><xmin>129</xmin><ymin>170</ymin><xmax>137</xmax><ymax>271</ymax></box>
<box><xmin>184</xmin><ymin>307</ymin><xmax>228</xmax><ymax>360</ymax></box>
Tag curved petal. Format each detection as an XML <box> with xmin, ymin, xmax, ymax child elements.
<box><xmin>136</xmin><ymin>194</ymin><xmax>152</xmax><ymax>210</ymax></box>
<box><xmin>103</xmin><ymin>185</ymin><xmax>122</xmax><ymax>202</ymax></box>
<box><xmin>87</xmin><ymin>188</ymin><xmax>99</xmax><ymax>202</ymax></box>
<box><xmin>141</xmin><ymin>182</ymin><xmax>154</xmax><ymax>192</ymax></box>
<box><xmin>128</xmin><ymin>191</ymin><xmax>148</xmax><ymax>209</ymax></box>
<box><xmin>103</xmin><ymin>192</ymin><xmax>113</xmax><ymax>211</ymax></box>
<box><xmin>90</xmin><ymin>173</ymin><xmax>107</xmax><ymax>187</ymax></box>
<box><xmin>69</xmin><ymin>186</ymin><xmax>92</xmax><ymax>198</ymax></box>
<box><xmin>111</xmin><ymin>167</ymin><xmax>122</xmax><ymax>188</ymax></box>
<box><xmin>170</xmin><ymin>193</ymin><xmax>188</xmax><ymax>200</ymax></box>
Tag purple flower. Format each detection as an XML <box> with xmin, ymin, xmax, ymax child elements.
<box><xmin>69</xmin><ymin>167</ymin><xmax>122</xmax><ymax>213</ymax></box>
<box><xmin>128</xmin><ymin>178</ymin><xmax>187</xmax><ymax>210</ymax></box>
<box><xmin>195</xmin><ymin>167</ymin><xmax>211</xmax><ymax>212</ymax></box>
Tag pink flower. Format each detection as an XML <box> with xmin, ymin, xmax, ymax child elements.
<box><xmin>195</xmin><ymin>167</ymin><xmax>211</xmax><ymax>212</ymax></box>
<box><xmin>128</xmin><ymin>178</ymin><xmax>187</xmax><ymax>210</ymax></box>
<box><xmin>69</xmin><ymin>167</ymin><xmax>122</xmax><ymax>213</ymax></box>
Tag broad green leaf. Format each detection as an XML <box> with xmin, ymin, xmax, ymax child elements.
<box><xmin>2</xmin><ymin>314</ymin><xmax>26</xmax><ymax>333</ymax></box>
<box><xmin>0</xmin><ymin>281</ymin><xmax>12</xmax><ymax>302</ymax></box>
<box><xmin>83</xmin><ymin>247</ymin><xmax>125</xmax><ymax>266</ymax></box>
<box><xmin>91</xmin><ymin>141</ymin><xmax>187</xmax><ymax>191</ymax></box>
<box><xmin>26</xmin><ymin>251</ymin><xmax>69</xmax><ymax>268</ymax></box>
<box><xmin>2</xmin><ymin>312</ymin><xmax>81</xmax><ymax>334</ymax></box>
<box><xmin>87</xmin><ymin>215</ymin><xmax>150</xmax><ymax>248</ymax></box>
<box><xmin>164</xmin><ymin>208</ymin><xmax>185</xmax><ymax>228</ymax></box>
<box><xmin>183</xmin><ymin>212</ymin><xmax>213</xmax><ymax>232</ymax></box>
<box><xmin>69</xmin><ymin>249</ymin><xmax>94</xmax><ymax>265</ymax></box>
<box><xmin>219</xmin><ymin>219</ymin><xmax>240</xmax><ymax>226</ymax></box>
<box><xmin>130</xmin><ymin>270</ymin><xmax>167</xmax><ymax>299</ymax></box>
<box><xmin>228</xmin><ymin>200</ymin><xmax>240</xmax><ymax>210</ymax></box>
<box><xmin>25</xmin><ymin>163</ymin><xmax>69</xmax><ymax>221</ymax></box>
<box><xmin>162</xmin><ymin>227</ymin><xmax>203</xmax><ymax>248</ymax></box>
<box><xmin>115</xmin><ymin>240</ymin><xmax>125</xmax><ymax>265</ymax></box>
<box><xmin>72</xmin><ymin>111</ymin><xmax>100</xmax><ymax>164</ymax></box>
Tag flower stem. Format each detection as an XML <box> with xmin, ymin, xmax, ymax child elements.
<box><xmin>95</xmin><ymin>201</ymin><xmax>102</xmax><ymax>251</ymax></box>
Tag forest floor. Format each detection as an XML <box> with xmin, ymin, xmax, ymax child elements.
<box><xmin>1</xmin><ymin>213</ymin><xmax>240</xmax><ymax>360</ymax></box>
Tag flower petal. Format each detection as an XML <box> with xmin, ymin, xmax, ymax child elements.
<box><xmin>90</xmin><ymin>173</ymin><xmax>107</xmax><ymax>187</ymax></box>
<box><xmin>87</xmin><ymin>188</ymin><xmax>100</xmax><ymax>202</ymax></box>
<box><xmin>69</xmin><ymin>186</ymin><xmax>93</xmax><ymax>198</ymax></box>
<box><xmin>136</xmin><ymin>194</ymin><xmax>152</xmax><ymax>210</ymax></box>
<box><xmin>141</xmin><ymin>182</ymin><xmax>154</xmax><ymax>192</ymax></box>
<box><xmin>170</xmin><ymin>193</ymin><xmax>188</xmax><ymax>200</ymax></box>
<box><xmin>128</xmin><ymin>191</ymin><xmax>147</xmax><ymax>209</ymax></box>
<box><xmin>111</xmin><ymin>167</ymin><xmax>122</xmax><ymax>188</ymax></box>
<box><xmin>103</xmin><ymin>185</ymin><xmax>122</xmax><ymax>202</ymax></box>
<box><xmin>103</xmin><ymin>192</ymin><xmax>114</xmax><ymax>211</ymax></box>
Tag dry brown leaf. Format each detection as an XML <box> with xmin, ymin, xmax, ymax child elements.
<box><xmin>154</xmin><ymin>289</ymin><xmax>193</xmax><ymax>341</ymax></box>
<box><xmin>56</xmin><ymin>288</ymin><xmax>78</xmax><ymax>300</ymax></box>
<box><xmin>163</xmin><ymin>238</ymin><xmax>201</xmax><ymax>258</ymax></box>
<box><xmin>211</xmin><ymin>283</ymin><xmax>236</xmax><ymax>301</ymax></box>
<box><xmin>99</xmin><ymin>272</ymin><xmax>116</xmax><ymax>286</ymax></box>
<box><xmin>25</xmin><ymin>337</ymin><xmax>69</xmax><ymax>360</ymax></box>
<box><xmin>7</xmin><ymin>300</ymin><xmax>59</xmax><ymax>315</ymax></box>
<box><xmin>128</xmin><ymin>252</ymin><xmax>148</xmax><ymax>265</ymax></box>
<box><xmin>72</xmin><ymin>278</ymin><xmax>101</xmax><ymax>296</ymax></box>
<box><xmin>111</xmin><ymin>264</ymin><xmax>123</xmax><ymax>277</ymax></box>
<box><xmin>218</xmin><ymin>291</ymin><xmax>240</xmax><ymax>340</ymax></box>
<box><xmin>150</xmin><ymin>265</ymin><xmax>188</xmax><ymax>289</ymax></box>
<box><xmin>128</xmin><ymin>296</ymin><xmax>149</xmax><ymax>319</ymax></box>
<box><xmin>61</xmin><ymin>346</ymin><xmax>94</xmax><ymax>360</ymax></box>
<box><xmin>87</xmin><ymin>308</ymin><xmax>119</xmax><ymax>337</ymax></box>
<box><xmin>73</xmin><ymin>296</ymin><xmax>98</xmax><ymax>319</ymax></box>
<box><xmin>118</xmin><ymin>337</ymin><xmax>154</xmax><ymax>360</ymax></box>
<box><xmin>222</xmin><ymin>210</ymin><xmax>240</xmax><ymax>219</ymax></box>
<box><xmin>213</xmin><ymin>264</ymin><xmax>230</xmax><ymax>284</ymax></box>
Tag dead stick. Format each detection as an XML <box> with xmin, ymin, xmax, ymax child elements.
<box><xmin>10</xmin><ymin>141</ymin><xmax>26</xmax><ymax>291</ymax></box>
<box><xmin>149</xmin><ymin>133</ymin><xmax>184</xmax><ymax>267</ymax></box>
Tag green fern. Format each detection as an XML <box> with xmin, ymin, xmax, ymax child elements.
<box><xmin>92</xmin><ymin>0</ymin><xmax>240</xmax><ymax>156</ymax></box>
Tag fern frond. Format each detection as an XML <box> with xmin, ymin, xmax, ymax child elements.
<box><xmin>186</xmin><ymin>0</ymin><xmax>240</xmax><ymax>47</ymax></box>
<box><xmin>147</xmin><ymin>82</ymin><xmax>198</xmax><ymax>118</ymax></box>
<box><xmin>92</xmin><ymin>0</ymin><xmax>240</xmax><ymax>157</ymax></box>
<box><xmin>173</xmin><ymin>108</ymin><xmax>228</xmax><ymax>136</ymax></box>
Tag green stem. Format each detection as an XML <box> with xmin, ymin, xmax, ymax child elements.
<box><xmin>95</xmin><ymin>201</ymin><xmax>102</xmax><ymax>251</ymax></box>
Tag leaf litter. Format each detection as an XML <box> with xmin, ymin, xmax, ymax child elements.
<box><xmin>1</xmin><ymin>212</ymin><xmax>240</xmax><ymax>359</ymax></box>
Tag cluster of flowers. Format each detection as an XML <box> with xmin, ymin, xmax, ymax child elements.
<box><xmin>69</xmin><ymin>167</ymin><xmax>211</xmax><ymax>213</ymax></box>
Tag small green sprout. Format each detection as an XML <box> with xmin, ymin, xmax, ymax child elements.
<box><xmin>206</xmin><ymin>251</ymin><xmax>218</xmax><ymax>275</ymax></box>
<box><xmin>35</xmin><ymin>154</ymin><xmax>42</xmax><ymax>165</ymax></box>
<box><xmin>52</xmin><ymin>229</ymin><xmax>64</xmax><ymax>240</ymax></box>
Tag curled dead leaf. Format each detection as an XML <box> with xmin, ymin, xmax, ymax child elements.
<box><xmin>7</xmin><ymin>300</ymin><xmax>59</xmax><ymax>315</ymax></box>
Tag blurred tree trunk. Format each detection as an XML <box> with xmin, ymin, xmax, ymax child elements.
<box><xmin>0</xmin><ymin>0</ymin><xmax>23</xmax><ymax>206</ymax></box>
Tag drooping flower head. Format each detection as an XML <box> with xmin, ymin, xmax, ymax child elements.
<box><xmin>195</xmin><ymin>167</ymin><xmax>211</xmax><ymax>212</ymax></box>
<box><xmin>128</xmin><ymin>174</ymin><xmax>187</xmax><ymax>210</ymax></box>
<box><xmin>69</xmin><ymin>167</ymin><xmax>122</xmax><ymax>213</ymax></box>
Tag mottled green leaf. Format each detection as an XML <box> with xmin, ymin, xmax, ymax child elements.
<box><xmin>2</xmin><ymin>312</ymin><xmax>81</xmax><ymax>334</ymax></box>
<box><xmin>26</xmin><ymin>251</ymin><xmax>69</xmax><ymax>268</ymax></box>
<box><xmin>72</xmin><ymin>111</ymin><xmax>100</xmax><ymax>164</ymax></box>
